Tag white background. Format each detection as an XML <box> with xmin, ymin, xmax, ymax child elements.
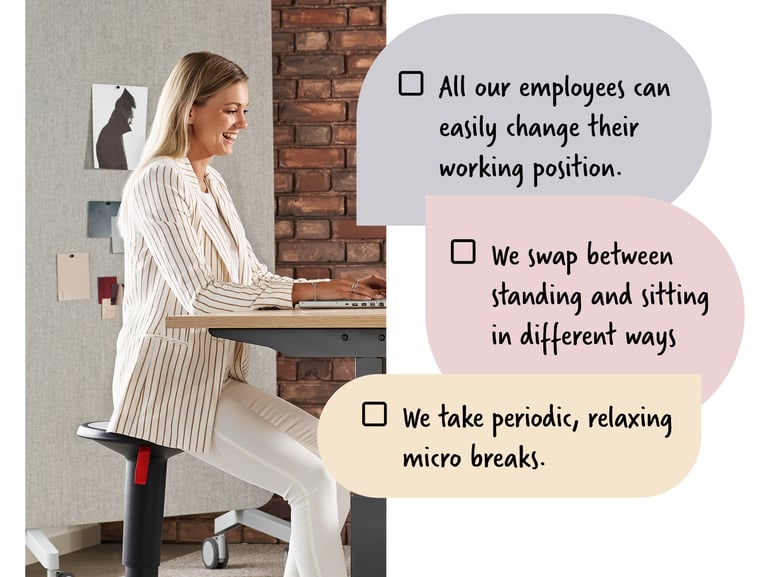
<box><xmin>386</xmin><ymin>1</ymin><xmax>769</xmax><ymax>575</ymax></box>
<box><xmin>9</xmin><ymin>0</ymin><xmax>769</xmax><ymax>572</ymax></box>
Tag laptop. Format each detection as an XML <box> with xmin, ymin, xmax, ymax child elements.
<box><xmin>297</xmin><ymin>299</ymin><xmax>386</xmax><ymax>309</ymax></box>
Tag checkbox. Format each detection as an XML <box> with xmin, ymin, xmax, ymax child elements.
<box><xmin>450</xmin><ymin>239</ymin><xmax>476</xmax><ymax>264</ymax></box>
<box><xmin>399</xmin><ymin>71</ymin><xmax>424</xmax><ymax>96</ymax></box>
<box><xmin>362</xmin><ymin>401</ymin><xmax>388</xmax><ymax>427</ymax></box>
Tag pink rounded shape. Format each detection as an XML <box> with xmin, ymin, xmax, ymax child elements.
<box><xmin>426</xmin><ymin>195</ymin><xmax>743</xmax><ymax>401</ymax></box>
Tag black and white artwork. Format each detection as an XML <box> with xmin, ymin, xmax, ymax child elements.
<box><xmin>92</xmin><ymin>83</ymin><xmax>148</xmax><ymax>170</ymax></box>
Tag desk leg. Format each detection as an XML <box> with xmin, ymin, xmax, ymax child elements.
<box><xmin>350</xmin><ymin>357</ymin><xmax>386</xmax><ymax>577</ymax></box>
<box><xmin>351</xmin><ymin>493</ymin><xmax>386</xmax><ymax>577</ymax></box>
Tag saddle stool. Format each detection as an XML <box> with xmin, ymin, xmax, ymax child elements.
<box><xmin>76</xmin><ymin>421</ymin><xmax>182</xmax><ymax>577</ymax></box>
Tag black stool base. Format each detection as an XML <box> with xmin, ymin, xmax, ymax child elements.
<box><xmin>77</xmin><ymin>422</ymin><xmax>182</xmax><ymax>577</ymax></box>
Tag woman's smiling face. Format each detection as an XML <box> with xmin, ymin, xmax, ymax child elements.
<box><xmin>188</xmin><ymin>80</ymin><xmax>249</xmax><ymax>160</ymax></box>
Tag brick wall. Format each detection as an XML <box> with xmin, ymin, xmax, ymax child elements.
<box><xmin>102</xmin><ymin>0</ymin><xmax>386</xmax><ymax>547</ymax></box>
<box><xmin>273</xmin><ymin>0</ymin><xmax>386</xmax><ymax>417</ymax></box>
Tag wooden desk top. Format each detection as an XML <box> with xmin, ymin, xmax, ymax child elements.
<box><xmin>166</xmin><ymin>307</ymin><xmax>386</xmax><ymax>330</ymax></box>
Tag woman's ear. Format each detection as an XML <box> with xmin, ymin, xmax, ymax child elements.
<box><xmin>187</xmin><ymin>105</ymin><xmax>197</xmax><ymax>125</ymax></box>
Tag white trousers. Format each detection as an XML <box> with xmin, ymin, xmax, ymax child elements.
<box><xmin>191</xmin><ymin>379</ymin><xmax>350</xmax><ymax>577</ymax></box>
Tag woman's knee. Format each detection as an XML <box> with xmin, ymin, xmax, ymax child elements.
<box><xmin>287</xmin><ymin>459</ymin><xmax>338</xmax><ymax>501</ymax></box>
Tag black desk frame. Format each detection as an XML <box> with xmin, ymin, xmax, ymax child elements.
<box><xmin>211</xmin><ymin>326</ymin><xmax>386</xmax><ymax>577</ymax></box>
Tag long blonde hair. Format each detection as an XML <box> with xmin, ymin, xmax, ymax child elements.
<box><xmin>122</xmin><ymin>52</ymin><xmax>248</xmax><ymax>196</ymax></box>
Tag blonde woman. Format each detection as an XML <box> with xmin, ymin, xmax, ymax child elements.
<box><xmin>109</xmin><ymin>51</ymin><xmax>384</xmax><ymax>577</ymax></box>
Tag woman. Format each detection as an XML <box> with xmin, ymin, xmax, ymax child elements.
<box><xmin>108</xmin><ymin>51</ymin><xmax>384</xmax><ymax>577</ymax></box>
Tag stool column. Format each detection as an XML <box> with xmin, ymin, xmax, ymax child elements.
<box><xmin>122</xmin><ymin>446</ymin><xmax>173</xmax><ymax>577</ymax></box>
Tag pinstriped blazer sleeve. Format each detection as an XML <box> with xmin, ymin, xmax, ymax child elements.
<box><xmin>126</xmin><ymin>160</ymin><xmax>294</xmax><ymax>312</ymax></box>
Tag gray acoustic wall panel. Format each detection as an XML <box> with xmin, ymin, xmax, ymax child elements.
<box><xmin>26</xmin><ymin>0</ymin><xmax>277</xmax><ymax>528</ymax></box>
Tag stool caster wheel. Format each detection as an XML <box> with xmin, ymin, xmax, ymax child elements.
<box><xmin>54</xmin><ymin>573</ymin><xmax>75</xmax><ymax>577</ymax></box>
<box><xmin>202</xmin><ymin>535</ymin><xmax>228</xmax><ymax>569</ymax></box>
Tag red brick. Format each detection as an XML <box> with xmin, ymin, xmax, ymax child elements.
<box><xmin>162</xmin><ymin>519</ymin><xmax>179</xmax><ymax>542</ymax></box>
<box><xmin>275</xmin><ymin>219</ymin><xmax>295</xmax><ymax>239</ymax></box>
<box><xmin>278</xmin><ymin>240</ymin><xmax>346</xmax><ymax>262</ymax></box>
<box><xmin>332</xmin><ymin>125</ymin><xmax>356</xmax><ymax>145</ymax></box>
<box><xmin>298</xmin><ymin>79</ymin><xmax>331</xmax><ymax>99</ymax></box>
<box><xmin>334</xmin><ymin>265</ymin><xmax>386</xmax><ymax>279</ymax></box>
<box><xmin>223</xmin><ymin>526</ymin><xmax>244</xmax><ymax>544</ymax></box>
<box><xmin>331</xmin><ymin>30</ymin><xmax>386</xmax><ymax>50</ymax></box>
<box><xmin>349</xmin><ymin>6</ymin><xmax>382</xmax><ymax>26</ymax></box>
<box><xmin>296</xmin><ymin>219</ymin><xmax>331</xmax><ymax>239</ymax></box>
<box><xmin>278</xmin><ymin>194</ymin><xmax>345</xmax><ymax>215</ymax></box>
<box><xmin>342</xmin><ymin>521</ymin><xmax>350</xmax><ymax>545</ymax></box>
<box><xmin>277</xmin><ymin>357</ymin><xmax>298</xmax><ymax>381</ymax></box>
<box><xmin>298</xmin><ymin>359</ymin><xmax>332</xmax><ymax>380</ymax></box>
<box><xmin>280</xmin><ymin>101</ymin><xmax>346</xmax><ymax>122</ymax></box>
<box><xmin>242</xmin><ymin>528</ymin><xmax>281</xmax><ymax>544</ymax></box>
<box><xmin>273</xmin><ymin>79</ymin><xmax>297</xmax><ymax>99</ymax></box>
<box><xmin>331</xmin><ymin>169</ymin><xmax>356</xmax><ymax>191</ymax></box>
<box><xmin>100</xmin><ymin>522</ymin><xmax>122</xmax><ymax>542</ymax></box>
<box><xmin>296</xmin><ymin>31</ymin><xmax>329</xmax><ymax>51</ymax></box>
<box><xmin>297</xmin><ymin>125</ymin><xmax>332</xmax><ymax>145</ymax></box>
<box><xmin>332</xmin><ymin>359</ymin><xmax>356</xmax><ymax>381</ymax></box>
<box><xmin>273</xmin><ymin>124</ymin><xmax>295</xmax><ymax>145</ymax></box>
<box><xmin>272</xmin><ymin>31</ymin><xmax>294</xmax><ymax>53</ymax></box>
<box><xmin>301</xmin><ymin>405</ymin><xmax>323</xmax><ymax>419</ymax></box>
<box><xmin>280</xmin><ymin>54</ymin><xmax>346</xmax><ymax>76</ymax></box>
<box><xmin>280</xmin><ymin>381</ymin><xmax>342</xmax><ymax>404</ymax></box>
<box><xmin>280</xmin><ymin>148</ymin><xmax>345</xmax><ymax>169</ymax></box>
<box><xmin>333</xmin><ymin>78</ymin><xmax>363</xmax><ymax>98</ymax></box>
<box><xmin>296</xmin><ymin>171</ymin><xmax>331</xmax><ymax>192</ymax></box>
<box><xmin>332</xmin><ymin>219</ymin><xmax>385</xmax><ymax>239</ymax></box>
<box><xmin>260</xmin><ymin>495</ymin><xmax>291</xmax><ymax>521</ymax></box>
<box><xmin>347</xmin><ymin>54</ymin><xmax>377</xmax><ymax>74</ymax></box>
<box><xmin>347</xmin><ymin>242</ymin><xmax>381</xmax><ymax>262</ymax></box>
<box><xmin>275</xmin><ymin>266</ymin><xmax>295</xmax><ymax>277</ymax></box>
<box><xmin>177</xmin><ymin>518</ymin><xmax>215</xmax><ymax>543</ymax></box>
<box><xmin>283</xmin><ymin>8</ymin><xmax>347</xmax><ymax>28</ymax></box>
<box><xmin>274</xmin><ymin>171</ymin><xmax>293</xmax><ymax>193</ymax></box>
<box><xmin>346</xmin><ymin>147</ymin><xmax>357</xmax><ymax>167</ymax></box>
<box><xmin>295</xmin><ymin>266</ymin><xmax>332</xmax><ymax>279</ymax></box>
<box><xmin>345</xmin><ymin>194</ymin><xmax>356</xmax><ymax>215</ymax></box>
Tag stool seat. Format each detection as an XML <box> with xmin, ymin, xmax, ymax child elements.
<box><xmin>77</xmin><ymin>421</ymin><xmax>182</xmax><ymax>577</ymax></box>
<box><xmin>77</xmin><ymin>421</ymin><xmax>182</xmax><ymax>461</ymax></box>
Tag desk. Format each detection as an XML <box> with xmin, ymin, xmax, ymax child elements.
<box><xmin>167</xmin><ymin>308</ymin><xmax>386</xmax><ymax>577</ymax></box>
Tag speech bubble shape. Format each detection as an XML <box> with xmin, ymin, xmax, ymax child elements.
<box><xmin>318</xmin><ymin>373</ymin><xmax>701</xmax><ymax>498</ymax></box>
<box><xmin>425</xmin><ymin>195</ymin><xmax>743</xmax><ymax>401</ymax></box>
<box><xmin>358</xmin><ymin>14</ymin><xmax>711</xmax><ymax>225</ymax></box>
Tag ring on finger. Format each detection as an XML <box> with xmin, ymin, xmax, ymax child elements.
<box><xmin>351</xmin><ymin>281</ymin><xmax>359</xmax><ymax>292</ymax></box>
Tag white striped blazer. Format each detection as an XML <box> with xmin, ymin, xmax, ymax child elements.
<box><xmin>108</xmin><ymin>156</ymin><xmax>295</xmax><ymax>452</ymax></box>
